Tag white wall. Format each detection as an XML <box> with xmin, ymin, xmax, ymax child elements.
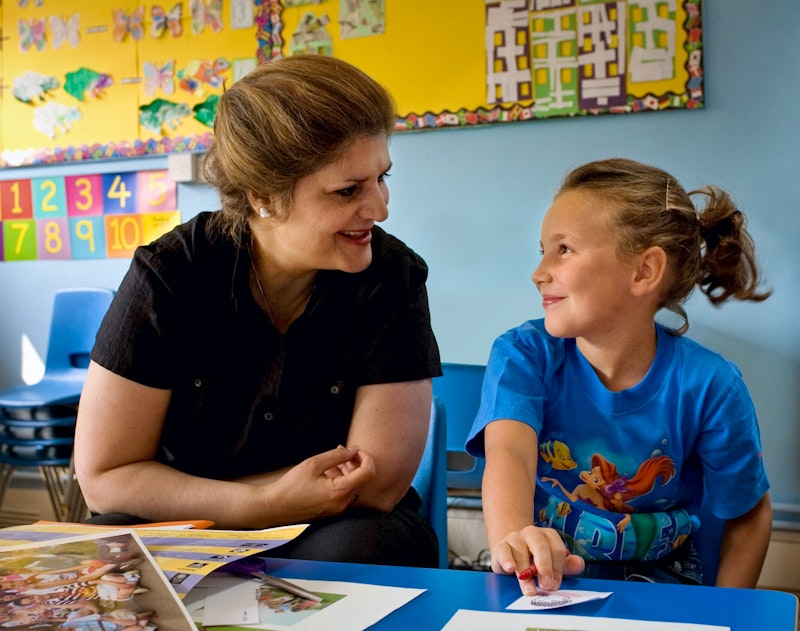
<box><xmin>1</xmin><ymin>0</ymin><xmax>798</xmax><ymax>519</ymax></box>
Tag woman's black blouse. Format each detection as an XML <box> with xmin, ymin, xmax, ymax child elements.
<box><xmin>91</xmin><ymin>212</ymin><xmax>441</xmax><ymax>480</ymax></box>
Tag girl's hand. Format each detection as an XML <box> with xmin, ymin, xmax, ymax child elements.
<box><xmin>268</xmin><ymin>446</ymin><xmax>376</xmax><ymax>522</ymax></box>
<box><xmin>490</xmin><ymin>525</ymin><xmax>585</xmax><ymax>595</ymax></box>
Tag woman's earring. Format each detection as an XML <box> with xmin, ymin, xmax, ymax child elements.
<box><xmin>258</xmin><ymin>207</ymin><xmax>270</xmax><ymax>219</ymax></box>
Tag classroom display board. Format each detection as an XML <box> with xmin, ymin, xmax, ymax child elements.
<box><xmin>0</xmin><ymin>168</ymin><xmax>180</xmax><ymax>261</ymax></box>
<box><xmin>0</xmin><ymin>0</ymin><xmax>703</xmax><ymax>167</ymax></box>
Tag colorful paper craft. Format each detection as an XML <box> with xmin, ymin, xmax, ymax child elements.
<box><xmin>144</xmin><ymin>60</ymin><xmax>176</xmax><ymax>96</ymax></box>
<box><xmin>190</xmin><ymin>0</ymin><xmax>224</xmax><ymax>35</ymax></box>
<box><xmin>17</xmin><ymin>17</ymin><xmax>46</xmax><ymax>53</ymax></box>
<box><xmin>12</xmin><ymin>71</ymin><xmax>59</xmax><ymax>104</ymax></box>
<box><xmin>151</xmin><ymin>3</ymin><xmax>183</xmax><ymax>38</ymax></box>
<box><xmin>49</xmin><ymin>13</ymin><xmax>81</xmax><ymax>49</ymax></box>
<box><xmin>63</xmin><ymin>67</ymin><xmax>113</xmax><ymax>102</ymax></box>
<box><xmin>112</xmin><ymin>6</ymin><xmax>145</xmax><ymax>42</ymax></box>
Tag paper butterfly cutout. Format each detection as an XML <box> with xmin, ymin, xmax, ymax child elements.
<box><xmin>144</xmin><ymin>60</ymin><xmax>176</xmax><ymax>96</ymax></box>
<box><xmin>178</xmin><ymin>58</ymin><xmax>229</xmax><ymax>94</ymax></box>
<box><xmin>151</xmin><ymin>3</ymin><xmax>183</xmax><ymax>38</ymax></box>
<box><xmin>112</xmin><ymin>7</ymin><xmax>145</xmax><ymax>43</ymax></box>
<box><xmin>50</xmin><ymin>14</ymin><xmax>81</xmax><ymax>50</ymax></box>
<box><xmin>190</xmin><ymin>0</ymin><xmax>223</xmax><ymax>35</ymax></box>
<box><xmin>18</xmin><ymin>18</ymin><xmax>46</xmax><ymax>53</ymax></box>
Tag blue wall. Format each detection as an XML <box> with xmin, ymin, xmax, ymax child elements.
<box><xmin>2</xmin><ymin>1</ymin><xmax>798</xmax><ymax>520</ymax></box>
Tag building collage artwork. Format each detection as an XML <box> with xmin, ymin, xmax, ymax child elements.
<box><xmin>0</xmin><ymin>0</ymin><xmax>702</xmax><ymax>262</ymax></box>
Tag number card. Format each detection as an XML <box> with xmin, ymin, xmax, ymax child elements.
<box><xmin>137</xmin><ymin>170</ymin><xmax>177</xmax><ymax>213</ymax></box>
<box><xmin>1</xmin><ymin>180</ymin><xmax>33</xmax><ymax>220</ymax></box>
<box><xmin>0</xmin><ymin>169</ymin><xmax>179</xmax><ymax>262</ymax></box>
<box><xmin>3</xmin><ymin>220</ymin><xmax>37</xmax><ymax>261</ymax></box>
<box><xmin>69</xmin><ymin>217</ymin><xmax>107</xmax><ymax>260</ymax></box>
<box><xmin>102</xmin><ymin>172</ymin><xmax>139</xmax><ymax>215</ymax></box>
<box><xmin>33</xmin><ymin>177</ymin><xmax>68</xmax><ymax>219</ymax></box>
<box><xmin>66</xmin><ymin>174</ymin><xmax>104</xmax><ymax>217</ymax></box>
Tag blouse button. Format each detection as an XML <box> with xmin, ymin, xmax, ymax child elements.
<box><xmin>264</xmin><ymin>412</ymin><xmax>274</xmax><ymax>421</ymax></box>
<box><xmin>330</xmin><ymin>385</ymin><xmax>340</xmax><ymax>395</ymax></box>
<box><xmin>194</xmin><ymin>379</ymin><xmax>202</xmax><ymax>388</ymax></box>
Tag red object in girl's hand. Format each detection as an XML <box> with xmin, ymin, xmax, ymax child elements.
<box><xmin>517</xmin><ymin>565</ymin><xmax>537</xmax><ymax>581</ymax></box>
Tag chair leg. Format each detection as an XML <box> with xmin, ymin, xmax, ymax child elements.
<box><xmin>64</xmin><ymin>458</ymin><xmax>88</xmax><ymax>522</ymax></box>
<box><xmin>40</xmin><ymin>465</ymin><xmax>69</xmax><ymax>521</ymax></box>
<box><xmin>0</xmin><ymin>464</ymin><xmax>18</xmax><ymax>513</ymax></box>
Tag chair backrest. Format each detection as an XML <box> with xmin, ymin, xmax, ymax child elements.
<box><xmin>45</xmin><ymin>287</ymin><xmax>115</xmax><ymax>373</ymax></box>
<box><xmin>693</xmin><ymin>485</ymin><xmax>725</xmax><ymax>586</ymax></box>
<box><xmin>433</xmin><ymin>363</ymin><xmax>486</xmax><ymax>491</ymax></box>
<box><xmin>412</xmin><ymin>396</ymin><xmax>449</xmax><ymax>568</ymax></box>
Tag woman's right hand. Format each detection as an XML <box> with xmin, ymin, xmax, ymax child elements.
<box><xmin>490</xmin><ymin>524</ymin><xmax>585</xmax><ymax>595</ymax></box>
<box><xmin>266</xmin><ymin>445</ymin><xmax>376</xmax><ymax>522</ymax></box>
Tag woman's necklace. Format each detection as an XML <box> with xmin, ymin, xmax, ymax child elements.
<box><xmin>250</xmin><ymin>255</ymin><xmax>276</xmax><ymax>327</ymax></box>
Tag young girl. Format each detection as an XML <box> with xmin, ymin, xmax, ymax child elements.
<box><xmin>466</xmin><ymin>158</ymin><xmax>773</xmax><ymax>595</ymax></box>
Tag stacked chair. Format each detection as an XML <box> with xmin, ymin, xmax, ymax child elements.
<box><xmin>0</xmin><ymin>287</ymin><xmax>114</xmax><ymax>523</ymax></box>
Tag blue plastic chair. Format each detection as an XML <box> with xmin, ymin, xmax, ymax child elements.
<box><xmin>0</xmin><ymin>287</ymin><xmax>116</xmax><ymax>415</ymax></box>
<box><xmin>412</xmin><ymin>396</ymin><xmax>449</xmax><ymax>568</ymax></box>
<box><xmin>432</xmin><ymin>363</ymin><xmax>487</xmax><ymax>495</ymax></box>
<box><xmin>0</xmin><ymin>287</ymin><xmax>114</xmax><ymax>521</ymax></box>
<box><xmin>693</xmin><ymin>485</ymin><xmax>725</xmax><ymax>586</ymax></box>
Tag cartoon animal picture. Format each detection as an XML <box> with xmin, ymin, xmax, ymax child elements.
<box><xmin>542</xmin><ymin>453</ymin><xmax>675</xmax><ymax>531</ymax></box>
<box><xmin>539</xmin><ymin>440</ymin><xmax>577</xmax><ymax>471</ymax></box>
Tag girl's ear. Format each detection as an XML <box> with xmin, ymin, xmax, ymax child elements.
<box><xmin>631</xmin><ymin>246</ymin><xmax>667</xmax><ymax>296</ymax></box>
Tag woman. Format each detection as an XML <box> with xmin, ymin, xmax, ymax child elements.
<box><xmin>74</xmin><ymin>55</ymin><xmax>441</xmax><ymax>567</ymax></box>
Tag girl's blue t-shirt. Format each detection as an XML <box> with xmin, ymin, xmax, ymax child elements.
<box><xmin>466</xmin><ymin>319</ymin><xmax>769</xmax><ymax>562</ymax></box>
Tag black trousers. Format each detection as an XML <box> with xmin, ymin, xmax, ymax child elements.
<box><xmin>85</xmin><ymin>488</ymin><xmax>439</xmax><ymax>569</ymax></box>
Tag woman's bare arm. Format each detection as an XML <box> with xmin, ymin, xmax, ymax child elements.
<box><xmin>74</xmin><ymin>361</ymin><xmax>375</xmax><ymax>528</ymax></box>
<box><xmin>343</xmin><ymin>379</ymin><xmax>432</xmax><ymax>512</ymax></box>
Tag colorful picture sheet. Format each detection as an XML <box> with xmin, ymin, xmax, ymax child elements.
<box><xmin>0</xmin><ymin>529</ymin><xmax>195</xmax><ymax>630</ymax></box>
<box><xmin>0</xmin><ymin>168</ymin><xmax>180</xmax><ymax>261</ymax></box>
<box><xmin>0</xmin><ymin>522</ymin><xmax>309</xmax><ymax>597</ymax></box>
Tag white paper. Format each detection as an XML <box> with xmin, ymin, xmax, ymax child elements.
<box><xmin>506</xmin><ymin>588</ymin><xmax>612</xmax><ymax>610</ymax></box>
<box><xmin>442</xmin><ymin>609</ymin><xmax>730</xmax><ymax>631</ymax></box>
<box><xmin>202</xmin><ymin>575</ymin><xmax>260</xmax><ymax>626</ymax></box>
<box><xmin>187</xmin><ymin>574</ymin><xmax>425</xmax><ymax>631</ymax></box>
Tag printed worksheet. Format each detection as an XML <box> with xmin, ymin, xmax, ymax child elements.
<box><xmin>183</xmin><ymin>572</ymin><xmax>425</xmax><ymax>631</ymax></box>
<box><xmin>441</xmin><ymin>610</ymin><xmax>730</xmax><ymax>631</ymax></box>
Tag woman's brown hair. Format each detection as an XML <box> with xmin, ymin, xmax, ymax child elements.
<box><xmin>202</xmin><ymin>54</ymin><xmax>397</xmax><ymax>244</ymax></box>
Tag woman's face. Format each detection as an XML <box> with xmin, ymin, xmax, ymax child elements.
<box><xmin>259</xmin><ymin>134</ymin><xmax>391</xmax><ymax>276</ymax></box>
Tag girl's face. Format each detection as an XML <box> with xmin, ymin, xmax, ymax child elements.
<box><xmin>258</xmin><ymin>134</ymin><xmax>391</xmax><ymax>276</ymax></box>
<box><xmin>532</xmin><ymin>189</ymin><xmax>639</xmax><ymax>341</ymax></box>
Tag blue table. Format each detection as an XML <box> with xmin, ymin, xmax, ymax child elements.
<box><xmin>267</xmin><ymin>558</ymin><xmax>798</xmax><ymax>630</ymax></box>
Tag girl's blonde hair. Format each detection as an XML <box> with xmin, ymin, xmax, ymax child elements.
<box><xmin>202</xmin><ymin>54</ymin><xmax>397</xmax><ymax>244</ymax></box>
<box><xmin>558</xmin><ymin>158</ymin><xmax>771</xmax><ymax>334</ymax></box>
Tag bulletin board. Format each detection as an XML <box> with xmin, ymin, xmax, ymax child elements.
<box><xmin>0</xmin><ymin>0</ymin><xmax>703</xmax><ymax>167</ymax></box>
